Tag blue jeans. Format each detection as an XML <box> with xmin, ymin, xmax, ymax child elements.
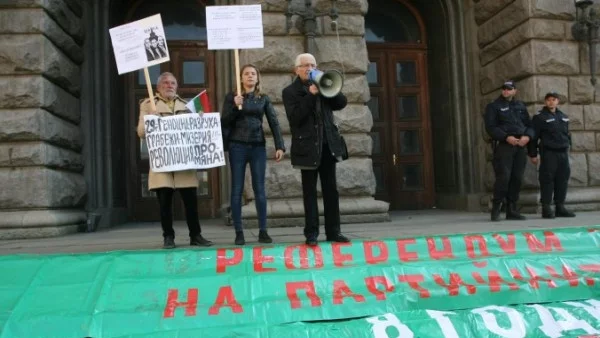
<box><xmin>228</xmin><ymin>142</ymin><xmax>267</xmax><ymax>231</ymax></box>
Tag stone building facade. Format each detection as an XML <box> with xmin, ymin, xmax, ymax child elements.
<box><xmin>0</xmin><ymin>0</ymin><xmax>597</xmax><ymax>239</ymax></box>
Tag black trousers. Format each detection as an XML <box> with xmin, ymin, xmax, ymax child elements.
<box><xmin>300</xmin><ymin>143</ymin><xmax>341</xmax><ymax>239</ymax></box>
<box><xmin>492</xmin><ymin>143</ymin><xmax>527</xmax><ymax>204</ymax></box>
<box><xmin>539</xmin><ymin>150</ymin><xmax>570</xmax><ymax>205</ymax></box>
<box><xmin>155</xmin><ymin>187</ymin><xmax>201</xmax><ymax>238</ymax></box>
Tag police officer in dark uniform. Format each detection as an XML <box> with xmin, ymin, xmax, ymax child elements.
<box><xmin>528</xmin><ymin>92</ymin><xmax>576</xmax><ymax>219</ymax></box>
<box><xmin>484</xmin><ymin>80</ymin><xmax>534</xmax><ymax>221</ymax></box>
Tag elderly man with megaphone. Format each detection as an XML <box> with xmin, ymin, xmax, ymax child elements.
<box><xmin>282</xmin><ymin>53</ymin><xmax>349</xmax><ymax>246</ymax></box>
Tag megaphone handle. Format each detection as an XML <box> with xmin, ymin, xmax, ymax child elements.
<box><xmin>234</xmin><ymin>49</ymin><xmax>242</xmax><ymax>110</ymax></box>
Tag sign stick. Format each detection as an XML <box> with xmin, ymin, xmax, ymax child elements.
<box><xmin>234</xmin><ymin>49</ymin><xmax>242</xmax><ymax>110</ymax></box>
<box><xmin>143</xmin><ymin>67</ymin><xmax>157</xmax><ymax>111</ymax></box>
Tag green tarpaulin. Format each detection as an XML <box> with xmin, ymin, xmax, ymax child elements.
<box><xmin>0</xmin><ymin>226</ymin><xmax>598</xmax><ymax>337</ymax></box>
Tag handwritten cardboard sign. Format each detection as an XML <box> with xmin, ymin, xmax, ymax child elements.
<box><xmin>143</xmin><ymin>113</ymin><xmax>225</xmax><ymax>172</ymax></box>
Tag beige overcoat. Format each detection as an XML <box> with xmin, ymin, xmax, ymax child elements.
<box><xmin>137</xmin><ymin>95</ymin><xmax>199</xmax><ymax>190</ymax></box>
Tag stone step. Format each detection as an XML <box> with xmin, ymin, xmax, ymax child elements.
<box><xmin>241</xmin><ymin>196</ymin><xmax>389</xmax><ymax>218</ymax></box>
<box><xmin>0</xmin><ymin>209</ymin><xmax>85</xmax><ymax>239</ymax></box>
<box><xmin>480</xmin><ymin>187</ymin><xmax>600</xmax><ymax>213</ymax></box>
<box><xmin>236</xmin><ymin>196</ymin><xmax>390</xmax><ymax>228</ymax></box>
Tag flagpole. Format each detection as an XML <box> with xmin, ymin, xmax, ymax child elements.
<box><xmin>234</xmin><ymin>48</ymin><xmax>242</xmax><ymax>110</ymax></box>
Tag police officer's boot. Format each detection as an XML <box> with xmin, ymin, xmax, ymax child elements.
<box><xmin>555</xmin><ymin>204</ymin><xmax>575</xmax><ymax>218</ymax></box>
<box><xmin>506</xmin><ymin>202</ymin><xmax>526</xmax><ymax>220</ymax></box>
<box><xmin>541</xmin><ymin>204</ymin><xmax>555</xmax><ymax>219</ymax></box>
<box><xmin>490</xmin><ymin>202</ymin><xmax>502</xmax><ymax>222</ymax></box>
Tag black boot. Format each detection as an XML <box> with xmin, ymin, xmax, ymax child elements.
<box><xmin>258</xmin><ymin>230</ymin><xmax>273</xmax><ymax>243</ymax></box>
<box><xmin>163</xmin><ymin>236</ymin><xmax>176</xmax><ymax>249</ymax></box>
<box><xmin>541</xmin><ymin>204</ymin><xmax>555</xmax><ymax>219</ymax></box>
<box><xmin>190</xmin><ymin>234</ymin><xmax>213</xmax><ymax>247</ymax></box>
<box><xmin>490</xmin><ymin>202</ymin><xmax>502</xmax><ymax>222</ymax></box>
<box><xmin>234</xmin><ymin>231</ymin><xmax>245</xmax><ymax>245</ymax></box>
<box><xmin>555</xmin><ymin>204</ymin><xmax>575</xmax><ymax>217</ymax></box>
<box><xmin>506</xmin><ymin>202</ymin><xmax>526</xmax><ymax>220</ymax></box>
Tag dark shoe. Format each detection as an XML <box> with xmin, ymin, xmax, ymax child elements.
<box><xmin>506</xmin><ymin>202</ymin><xmax>526</xmax><ymax>220</ymax></box>
<box><xmin>258</xmin><ymin>230</ymin><xmax>272</xmax><ymax>244</ymax></box>
<box><xmin>234</xmin><ymin>231</ymin><xmax>245</xmax><ymax>245</ymax></box>
<box><xmin>305</xmin><ymin>236</ymin><xmax>318</xmax><ymax>246</ymax></box>
<box><xmin>326</xmin><ymin>234</ymin><xmax>350</xmax><ymax>243</ymax></box>
<box><xmin>163</xmin><ymin>236</ymin><xmax>176</xmax><ymax>249</ymax></box>
<box><xmin>555</xmin><ymin>204</ymin><xmax>576</xmax><ymax>217</ymax></box>
<box><xmin>491</xmin><ymin>202</ymin><xmax>502</xmax><ymax>222</ymax></box>
<box><xmin>542</xmin><ymin>204</ymin><xmax>555</xmax><ymax>219</ymax></box>
<box><xmin>190</xmin><ymin>235</ymin><xmax>213</xmax><ymax>247</ymax></box>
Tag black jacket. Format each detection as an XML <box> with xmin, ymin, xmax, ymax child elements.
<box><xmin>528</xmin><ymin>107</ymin><xmax>571</xmax><ymax>157</ymax></box>
<box><xmin>484</xmin><ymin>96</ymin><xmax>534</xmax><ymax>141</ymax></box>
<box><xmin>221</xmin><ymin>92</ymin><xmax>285</xmax><ymax>151</ymax></box>
<box><xmin>282</xmin><ymin>77</ymin><xmax>347</xmax><ymax>168</ymax></box>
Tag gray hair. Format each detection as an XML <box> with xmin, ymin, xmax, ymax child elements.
<box><xmin>294</xmin><ymin>53</ymin><xmax>316</xmax><ymax>67</ymax></box>
<box><xmin>156</xmin><ymin>72</ymin><xmax>176</xmax><ymax>86</ymax></box>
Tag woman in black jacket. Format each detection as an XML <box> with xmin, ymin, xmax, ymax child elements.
<box><xmin>221</xmin><ymin>64</ymin><xmax>286</xmax><ymax>245</ymax></box>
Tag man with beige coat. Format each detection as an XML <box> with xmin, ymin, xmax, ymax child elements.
<box><xmin>137</xmin><ymin>72</ymin><xmax>213</xmax><ymax>249</ymax></box>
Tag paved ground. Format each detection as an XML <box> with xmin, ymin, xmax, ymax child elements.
<box><xmin>0</xmin><ymin>209</ymin><xmax>598</xmax><ymax>255</ymax></box>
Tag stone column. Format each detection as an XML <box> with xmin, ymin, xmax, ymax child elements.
<box><xmin>0</xmin><ymin>2</ymin><xmax>86</xmax><ymax>238</ymax></box>
<box><xmin>236</xmin><ymin>0</ymin><xmax>389</xmax><ymax>228</ymax></box>
<box><xmin>476</xmin><ymin>0</ymin><xmax>600</xmax><ymax>212</ymax></box>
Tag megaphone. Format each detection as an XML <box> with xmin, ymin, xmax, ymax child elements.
<box><xmin>308</xmin><ymin>69</ymin><xmax>344</xmax><ymax>98</ymax></box>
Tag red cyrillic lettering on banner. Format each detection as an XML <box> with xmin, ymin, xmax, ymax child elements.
<box><xmin>580</xmin><ymin>264</ymin><xmax>600</xmax><ymax>286</ymax></box>
<box><xmin>546</xmin><ymin>265</ymin><xmax>579</xmax><ymax>287</ymax></box>
<box><xmin>523</xmin><ymin>231</ymin><xmax>564</xmax><ymax>253</ymax></box>
<box><xmin>208</xmin><ymin>286</ymin><xmax>243</xmax><ymax>315</ymax></box>
<box><xmin>426</xmin><ymin>237</ymin><xmax>455</xmax><ymax>260</ymax></box>
<box><xmin>396</xmin><ymin>238</ymin><xmax>419</xmax><ymax>262</ymax></box>
<box><xmin>464</xmin><ymin>235</ymin><xmax>490</xmax><ymax>268</ymax></box>
<box><xmin>365</xmin><ymin>276</ymin><xmax>395</xmax><ymax>301</ymax></box>
<box><xmin>492</xmin><ymin>233</ymin><xmax>516</xmax><ymax>254</ymax></box>
<box><xmin>332</xmin><ymin>242</ymin><xmax>354</xmax><ymax>267</ymax></box>
<box><xmin>511</xmin><ymin>267</ymin><xmax>557</xmax><ymax>289</ymax></box>
<box><xmin>332</xmin><ymin>280</ymin><xmax>366</xmax><ymax>304</ymax></box>
<box><xmin>216</xmin><ymin>248</ymin><xmax>243</xmax><ymax>274</ymax></box>
<box><xmin>398</xmin><ymin>274</ymin><xmax>430</xmax><ymax>298</ymax></box>
<box><xmin>163</xmin><ymin>288</ymin><xmax>198</xmax><ymax>318</ymax></box>
<box><xmin>253</xmin><ymin>246</ymin><xmax>276</xmax><ymax>273</ymax></box>
<box><xmin>433</xmin><ymin>273</ymin><xmax>476</xmax><ymax>296</ymax></box>
<box><xmin>284</xmin><ymin>245</ymin><xmax>324</xmax><ymax>270</ymax></box>
<box><xmin>472</xmin><ymin>271</ymin><xmax>519</xmax><ymax>292</ymax></box>
<box><xmin>286</xmin><ymin>281</ymin><xmax>322</xmax><ymax>309</ymax></box>
<box><xmin>364</xmin><ymin>241</ymin><xmax>389</xmax><ymax>265</ymax></box>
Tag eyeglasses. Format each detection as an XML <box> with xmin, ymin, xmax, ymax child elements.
<box><xmin>297</xmin><ymin>63</ymin><xmax>316</xmax><ymax>69</ymax></box>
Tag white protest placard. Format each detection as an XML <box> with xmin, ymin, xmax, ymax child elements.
<box><xmin>109</xmin><ymin>14</ymin><xmax>170</xmax><ymax>75</ymax></box>
<box><xmin>206</xmin><ymin>5</ymin><xmax>264</xmax><ymax>50</ymax></box>
<box><xmin>143</xmin><ymin>113</ymin><xmax>225</xmax><ymax>172</ymax></box>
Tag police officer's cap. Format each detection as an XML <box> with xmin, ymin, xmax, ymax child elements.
<box><xmin>545</xmin><ymin>91</ymin><xmax>560</xmax><ymax>100</ymax></box>
<box><xmin>501</xmin><ymin>81</ymin><xmax>516</xmax><ymax>90</ymax></box>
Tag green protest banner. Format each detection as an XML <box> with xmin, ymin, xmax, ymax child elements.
<box><xmin>0</xmin><ymin>226</ymin><xmax>598</xmax><ymax>337</ymax></box>
<box><xmin>166</xmin><ymin>299</ymin><xmax>599</xmax><ymax>338</ymax></box>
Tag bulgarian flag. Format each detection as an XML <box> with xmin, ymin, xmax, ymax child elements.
<box><xmin>186</xmin><ymin>89</ymin><xmax>211</xmax><ymax>114</ymax></box>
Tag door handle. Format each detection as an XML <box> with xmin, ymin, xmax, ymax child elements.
<box><xmin>393</xmin><ymin>154</ymin><xmax>397</xmax><ymax>166</ymax></box>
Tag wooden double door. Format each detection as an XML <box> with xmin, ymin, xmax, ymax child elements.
<box><xmin>368</xmin><ymin>45</ymin><xmax>435</xmax><ymax>209</ymax></box>
<box><xmin>127</xmin><ymin>41</ymin><xmax>219</xmax><ymax>221</ymax></box>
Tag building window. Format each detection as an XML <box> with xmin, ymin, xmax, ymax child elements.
<box><xmin>130</xmin><ymin>0</ymin><xmax>209</xmax><ymax>40</ymax></box>
<box><xmin>365</xmin><ymin>0</ymin><xmax>421</xmax><ymax>43</ymax></box>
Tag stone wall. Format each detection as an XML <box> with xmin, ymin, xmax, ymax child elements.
<box><xmin>476</xmin><ymin>0</ymin><xmax>600</xmax><ymax>211</ymax></box>
<box><xmin>235</xmin><ymin>0</ymin><xmax>389</xmax><ymax>226</ymax></box>
<box><xmin>0</xmin><ymin>1</ymin><xmax>86</xmax><ymax>238</ymax></box>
